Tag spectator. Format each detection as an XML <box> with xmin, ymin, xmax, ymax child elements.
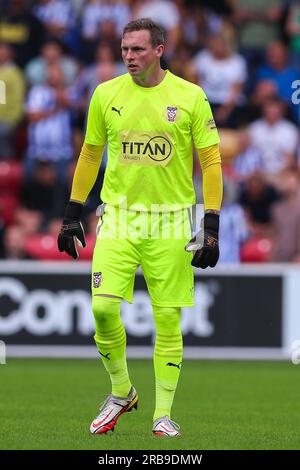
<box><xmin>285</xmin><ymin>0</ymin><xmax>300</xmax><ymax>59</ymax></box>
<box><xmin>25</xmin><ymin>62</ymin><xmax>74</xmax><ymax>180</ymax></box>
<box><xmin>81</xmin><ymin>19</ymin><xmax>122</xmax><ymax>65</ymax></box>
<box><xmin>3</xmin><ymin>225</ymin><xmax>29</xmax><ymax>259</ymax></box>
<box><xmin>232</xmin><ymin>128</ymin><xmax>263</xmax><ymax>181</ymax></box>
<box><xmin>75</xmin><ymin>43</ymin><xmax>126</xmax><ymax>118</ymax></box>
<box><xmin>198</xmin><ymin>0</ymin><xmax>234</xmax><ymax>18</ymax></box>
<box><xmin>47</xmin><ymin>217</ymin><xmax>64</xmax><ymax>237</ymax></box>
<box><xmin>81</xmin><ymin>0</ymin><xmax>131</xmax><ymax>38</ymax></box>
<box><xmin>14</xmin><ymin>208</ymin><xmax>43</xmax><ymax>236</ymax></box>
<box><xmin>250</xmin><ymin>79</ymin><xmax>279</xmax><ymax>121</ymax></box>
<box><xmin>133</xmin><ymin>0</ymin><xmax>180</xmax><ymax>59</ymax></box>
<box><xmin>80</xmin><ymin>0</ymin><xmax>131</xmax><ymax>63</ymax></box>
<box><xmin>255</xmin><ymin>41</ymin><xmax>300</xmax><ymax>122</ymax></box>
<box><xmin>32</xmin><ymin>0</ymin><xmax>78</xmax><ymax>54</ymax></box>
<box><xmin>20</xmin><ymin>160</ymin><xmax>66</xmax><ymax>226</ymax></box>
<box><xmin>69</xmin><ymin>0</ymin><xmax>86</xmax><ymax>19</ymax></box>
<box><xmin>75</xmin><ymin>43</ymin><xmax>126</xmax><ymax>102</ymax></box>
<box><xmin>234</xmin><ymin>0</ymin><xmax>283</xmax><ymax>69</ymax></box>
<box><xmin>191</xmin><ymin>32</ymin><xmax>248</xmax><ymax>127</ymax></box>
<box><xmin>271</xmin><ymin>168</ymin><xmax>300</xmax><ymax>262</ymax></box>
<box><xmin>248</xmin><ymin>97</ymin><xmax>299</xmax><ymax>177</ymax></box>
<box><xmin>219</xmin><ymin>178</ymin><xmax>249</xmax><ymax>264</ymax></box>
<box><xmin>175</xmin><ymin>2</ymin><xmax>207</xmax><ymax>55</ymax></box>
<box><xmin>239</xmin><ymin>171</ymin><xmax>280</xmax><ymax>237</ymax></box>
<box><xmin>72</xmin><ymin>43</ymin><xmax>125</xmax><ymax>148</ymax></box>
<box><xmin>174</xmin><ymin>1</ymin><xmax>234</xmax><ymax>56</ymax></box>
<box><xmin>0</xmin><ymin>0</ymin><xmax>45</xmax><ymax>66</ymax></box>
<box><xmin>25</xmin><ymin>39</ymin><xmax>79</xmax><ymax>86</ymax></box>
<box><xmin>168</xmin><ymin>43</ymin><xmax>196</xmax><ymax>82</ymax></box>
<box><xmin>0</xmin><ymin>42</ymin><xmax>25</xmax><ymax>158</ymax></box>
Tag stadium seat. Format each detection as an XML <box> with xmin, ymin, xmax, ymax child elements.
<box><xmin>0</xmin><ymin>193</ymin><xmax>19</xmax><ymax>225</ymax></box>
<box><xmin>241</xmin><ymin>237</ymin><xmax>272</xmax><ymax>263</ymax></box>
<box><xmin>24</xmin><ymin>233</ymin><xmax>96</xmax><ymax>260</ymax></box>
<box><xmin>0</xmin><ymin>160</ymin><xmax>23</xmax><ymax>193</ymax></box>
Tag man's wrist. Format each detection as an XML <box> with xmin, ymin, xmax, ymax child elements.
<box><xmin>205</xmin><ymin>209</ymin><xmax>220</xmax><ymax>216</ymax></box>
<box><xmin>64</xmin><ymin>200</ymin><xmax>83</xmax><ymax>220</ymax></box>
<box><xmin>204</xmin><ymin>212</ymin><xmax>219</xmax><ymax>236</ymax></box>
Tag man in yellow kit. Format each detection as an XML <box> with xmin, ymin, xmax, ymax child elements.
<box><xmin>58</xmin><ymin>18</ymin><xmax>222</xmax><ymax>437</ymax></box>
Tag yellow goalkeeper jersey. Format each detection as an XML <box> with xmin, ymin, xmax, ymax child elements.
<box><xmin>84</xmin><ymin>70</ymin><xmax>220</xmax><ymax>211</ymax></box>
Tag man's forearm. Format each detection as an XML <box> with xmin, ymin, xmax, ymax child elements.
<box><xmin>202</xmin><ymin>163</ymin><xmax>223</xmax><ymax>212</ymax></box>
<box><xmin>27</xmin><ymin>109</ymin><xmax>57</xmax><ymax>122</ymax></box>
<box><xmin>70</xmin><ymin>143</ymin><xmax>104</xmax><ymax>204</ymax></box>
<box><xmin>197</xmin><ymin>145</ymin><xmax>223</xmax><ymax>212</ymax></box>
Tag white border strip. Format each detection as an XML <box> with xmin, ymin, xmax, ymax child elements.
<box><xmin>5</xmin><ymin>345</ymin><xmax>288</xmax><ymax>361</ymax></box>
<box><xmin>0</xmin><ymin>260</ymin><xmax>300</xmax><ymax>276</ymax></box>
<box><xmin>0</xmin><ymin>261</ymin><xmax>92</xmax><ymax>274</ymax></box>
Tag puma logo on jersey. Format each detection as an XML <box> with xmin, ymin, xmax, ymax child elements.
<box><xmin>166</xmin><ymin>362</ymin><xmax>182</xmax><ymax>370</ymax></box>
<box><xmin>112</xmin><ymin>106</ymin><xmax>123</xmax><ymax>116</ymax></box>
<box><xmin>99</xmin><ymin>351</ymin><xmax>111</xmax><ymax>360</ymax></box>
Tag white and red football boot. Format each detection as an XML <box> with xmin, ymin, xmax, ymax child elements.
<box><xmin>90</xmin><ymin>386</ymin><xmax>138</xmax><ymax>435</ymax></box>
<box><xmin>152</xmin><ymin>416</ymin><xmax>181</xmax><ymax>437</ymax></box>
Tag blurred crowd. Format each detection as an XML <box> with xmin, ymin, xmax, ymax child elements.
<box><xmin>0</xmin><ymin>0</ymin><xmax>300</xmax><ymax>263</ymax></box>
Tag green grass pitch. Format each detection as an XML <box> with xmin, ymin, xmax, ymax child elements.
<box><xmin>1</xmin><ymin>358</ymin><xmax>300</xmax><ymax>450</ymax></box>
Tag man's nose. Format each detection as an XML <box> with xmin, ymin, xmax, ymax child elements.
<box><xmin>125</xmin><ymin>50</ymin><xmax>134</xmax><ymax>60</ymax></box>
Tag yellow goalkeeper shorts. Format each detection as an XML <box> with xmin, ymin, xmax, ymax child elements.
<box><xmin>91</xmin><ymin>204</ymin><xmax>194</xmax><ymax>307</ymax></box>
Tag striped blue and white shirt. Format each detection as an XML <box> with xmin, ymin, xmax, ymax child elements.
<box><xmin>26</xmin><ymin>84</ymin><xmax>73</xmax><ymax>161</ymax></box>
<box><xmin>219</xmin><ymin>203</ymin><xmax>249</xmax><ymax>264</ymax></box>
<box><xmin>233</xmin><ymin>147</ymin><xmax>263</xmax><ymax>178</ymax></box>
<box><xmin>82</xmin><ymin>1</ymin><xmax>131</xmax><ymax>38</ymax></box>
<box><xmin>33</xmin><ymin>0</ymin><xmax>75</xmax><ymax>30</ymax></box>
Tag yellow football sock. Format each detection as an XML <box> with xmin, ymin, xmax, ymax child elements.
<box><xmin>92</xmin><ymin>296</ymin><xmax>132</xmax><ymax>398</ymax></box>
<box><xmin>153</xmin><ymin>305</ymin><xmax>183</xmax><ymax>421</ymax></box>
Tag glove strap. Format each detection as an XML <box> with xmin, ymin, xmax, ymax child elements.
<box><xmin>65</xmin><ymin>201</ymin><xmax>83</xmax><ymax>220</ymax></box>
<box><xmin>204</xmin><ymin>212</ymin><xmax>219</xmax><ymax>237</ymax></box>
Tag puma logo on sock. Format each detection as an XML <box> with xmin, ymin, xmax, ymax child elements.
<box><xmin>166</xmin><ymin>362</ymin><xmax>182</xmax><ymax>370</ymax></box>
<box><xmin>99</xmin><ymin>351</ymin><xmax>111</xmax><ymax>360</ymax></box>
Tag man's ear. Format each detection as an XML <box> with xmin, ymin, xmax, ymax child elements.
<box><xmin>155</xmin><ymin>44</ymin><xmax>164</xmax><ymax>58</ymax></box>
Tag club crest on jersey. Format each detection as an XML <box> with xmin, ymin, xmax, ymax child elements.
<box><xmin>166</xmin><ymin>106</ymin><xmax>178</xmax><ymax>122</ymax></box>
<box><xmin>93</xmin><ymin>272</ymin><xmax>102</xmax><ymax>288</ymax></box>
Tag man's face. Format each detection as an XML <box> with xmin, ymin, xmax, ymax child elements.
<box><xmin>121</xmin><ymin>30</ymin><xmax>163</xmax><ymax>77</ymax></box>
<box><xmin>267</xmin><ymin>42</ymin><xmax>287</xmax><ymax>69</ymax></box>
<box><xmin>263</xmin><ymin>102</ymin><xmax>283</xmax><ymax>123</ymax></box>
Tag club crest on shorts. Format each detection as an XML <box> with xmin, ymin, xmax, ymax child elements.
<box><xmin>93</xmin><ymin>272</ymin><xmax>102</xmax><ymax>288</ymax></box>
<box><xmin>166</xmin><ymin>106</ymin><xmax>178</xmax><ymax>122</ymax></box>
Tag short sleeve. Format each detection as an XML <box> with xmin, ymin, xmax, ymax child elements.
<box><xmin>235</xmin><ymin>55</ymin><xmax>247</xmax><ymax>83</ymax></box>
<box><xmin>84</xmin><ymin>86</ymin><xmax>107</xmax><ymax>146</ymax></box>
<box><xmin>283</xmin><ymin>126</ymin><xmax>299</xmax><ymax>154</ymax></box>
<box><xmin>192</xmin><ymin>89</ymin><xmax>220</xmax><ymax>149</ymax></box>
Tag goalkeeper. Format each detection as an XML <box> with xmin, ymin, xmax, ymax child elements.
<box><xmin>58</xmin><ymin>18</ymin><xmax>222</xmax><ymax>437</ymax></box>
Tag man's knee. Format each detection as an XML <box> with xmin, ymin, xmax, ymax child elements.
<box><xmin>92</xmin><ymin>295</ymin><xmax>122</xmax><ymax>330</ymax></box>
<box><xmin>153</xmin><ymin>306</ymin><xmax>181</xmax><ymax>333</ymax></box>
